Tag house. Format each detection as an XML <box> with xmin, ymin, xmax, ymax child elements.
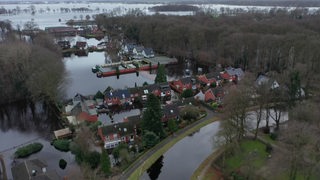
<box><xmin>45</xmin><ymin>26</ymin><xmax>77</xmax><ymax>37</ymax></box>
<box><xmin>220</xmin><ymin>71</ymin><xmax>233</xmax><ymax>82</ymax></box>
<box><xmin>170</xmin><ymin>77</ymin><xmax>197</xmax><ymax>94</ymax></box>
<box><xmin>75</xmin><ymin>41</ymin><xmax>88</xmax><ymax>50</ymax></box>
<box><xmin>11</xmin><ymin>159</ymin><xmax>60</xmax><ymax>180</ymax></box>
<box><xmin>123</xmin><ymin>43</ymin><xmax>136</xmax><ymax>54</ymax></box>
<box><xmin>57</xmin><ymin>40</ymin><xmax>70</xmax><ymax>49</ymax></box>
<box><xmin>65</xmin><ymin>93</ymin><xmax>98</xmax><ymax>123</ymax></box>
<box><xmin>98</xmin><ymin>115</ymin><xmax>140</xmax><ymax>149</ymax></box>
<box><xmin>256</xmin><ymin>74</ymin><xmax>280</xmax><ymax>89</ymax></box>
<box><xmin>206</xmin><ymin>72</ymin><xmax>222</xmax><ymax>86</ymax></box>
<box><xmin>104</xmin><ymin>89</ymin><xmax>131</xmax><ymax>107</ymax></box>
<box><xmin>54</xmin><ymin>127</ymin><xmax>72</xmax><ymax>139</ymax></box>
<box><xmin>159</xmin><ymin>82</ymin><xmax>172</xmax><ymax>101</ymax></box>
<box><xmin>132</xmin><ymin>45</ymin><xmax>144</xmax><ymax>59</ymax></box>
<box><xmin>140</xmin><ymin>84</ymin><xmax>161</xmax><ymax>101</ymax></box>
<box><xmin>197</xmin><ymin>74</ymin><xmax>216</xmax><ymax>87</ymax></box>
<box><xmin>225</xmin><ymin>67</ymin><xmax>245</xmax><ymax>81</ymax></box>
<box><xmin>213</xmin><ymin>87</ymin><xmax>225</xmax><ymax>102</ymax></box>
<box><xmin>162</xmin><ymin>104</ymin><xmax>180</xmax><ymax>123</ymax></box>
<box><xmin>142</xmin><ymin>48</ymin><xmax>155</xmax><ymax>58</ymax></box>
<box><xmin>194</xmin><ymin>89</ymin><xmax>216</xmax><ymax>103</ymax></box>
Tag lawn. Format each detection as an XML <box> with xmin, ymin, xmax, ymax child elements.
<box><xmin>222</xmin><ymin>139</ymin><xmax>269</xmax><ymax>176</ymax></box>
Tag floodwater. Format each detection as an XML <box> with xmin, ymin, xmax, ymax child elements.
<box><xmin>141</xmin><ymin>121</ymin><xmax>221</xmax><ymax>180</ymax></box>
<box><xmin>64</xmin><ymin>51</ymin><xmax>156</xmax><ymax>98</ymax></box>
<box><xmin>0</xmin><ymin>101</ymin><xmax>81</xmax><ymax>179</ymax></box>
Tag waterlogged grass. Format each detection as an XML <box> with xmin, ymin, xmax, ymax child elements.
<box><xmin>225</xmin><ymin>140</ymin><xmax>268</xmax><ymax>172</ymax></box>
<box><xmin>128</xmin><ymin>116</ymin><xmax>218</xmax><ymax>180</ymax></box>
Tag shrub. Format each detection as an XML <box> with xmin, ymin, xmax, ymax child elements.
<box><xmin>59</xmin><ymin>159</ymin><xmax>67</xmax><ymax>169</ymax></box>
<box><xmin>269</xmin><ymin>132</ymin><xmax>278</xmax><ymax>140</ymax></box>
<box><xmin>15</xmin><ymin>143</ymin><xmax>43</xmax><ymax>158</ymax></box>
<box><xmin>265</xmin><ymin>144</ymin><xmax>273</xmax><ymax>153</ymax></box>
<box><xmin>53</xmin><ymin>139</ymin><xmax>70</xmax><ymax>152</ymax></box>
<box><xmin>85</xmin><ymin>151</ymin><xmax>101</xmax><ymax>169</ymax></box>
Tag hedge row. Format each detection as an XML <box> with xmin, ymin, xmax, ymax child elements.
<box><xmin>14</xmin><ymin>143</ymin><xmax>43</xmax><ymax>158</ymax></box>
<box><xmin>53</xmin><ymin>139</ymin><xmax>70</xmax><ymax>152</ymax></box>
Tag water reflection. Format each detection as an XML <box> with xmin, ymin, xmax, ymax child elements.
<box><xmin>147</xmin><ymin>155</ymin><xmax>164</xmax><ymax>180</ymax></box>
<box><xmin>142</xmin><ymin>121</ymin><xmax>220</xmax><ymax>180</ymax></box>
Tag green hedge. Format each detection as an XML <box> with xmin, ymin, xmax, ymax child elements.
<box><xmin>53</xmin><ymin>139</ymin><xmax>70</xmax><ymax>152</ymax></box>
<box><xmin>15</xmin><ymin>143</ymin><xmax>43</xmax><ymax>158</ymax></box>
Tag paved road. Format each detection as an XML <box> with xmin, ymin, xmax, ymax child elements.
<box><xmin>120</xmin><ymin>108</ymin><xmax>216</xmax><ymax>180</ymax></box>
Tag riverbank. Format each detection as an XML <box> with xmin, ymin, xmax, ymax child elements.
<box><xmin>121</xmin><ymin>110</ymin><xmax>219</xmax><ymax>180</ymax></box>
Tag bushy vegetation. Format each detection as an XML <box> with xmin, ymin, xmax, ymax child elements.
<box><xmin>101</xmin><ymin>150</ymin><xmax>111</xmax><ymax>176</ymax></box>
<box><xmin>181</xmin><ymin>89</ymin><xmax>193</xmax><ymax>98</ymax></box>
<box><xmin>53</xmin><ymin>139</ymin><xmax>70</xmax><ymax>152</ymax></box>
<box><xmin>14</xmin><ymin>143</ymin><xmax>43</xmax><ymax>158</ymax></box>
<box><xmin>59</xmin><ymin>159</ymin><xmax>67</xmax><ymax>169</ymax></box>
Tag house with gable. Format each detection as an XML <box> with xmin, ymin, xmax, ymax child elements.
<box><xmin>75</xmin><ymin>41</ymin><xmax>88</xmax><ymax>50</ymax></box>
<box><xmin>104</xmin><ymin>89</ymin><xmax>131</xmax><ymax>107</ymax></box>
<box><xmin>197</xmin><ymin>74</ymin><xmax>216</xmax><ymax>87</ymax></box>
<box><xmin>206</xmin><ymin>72</ymin><xmax>222</xmax><ymax>86</ymax></box>
<box><xmin>98</xmin><ymin>115</ymin><xmax>141</xmax><ymax>149</ymax></box>
<box><xmin>169</xmin><ymin>77</ymin><xmax>198</xmax><ymax>94</ymax></box>
<box><xmin>194</xmin><ymin>89</ymin><xmax>216</xmax><ymax>103</ymax></box>
<box><xmin>65</xmin><ymin>93</ymin><xmax>98</xmax><ymax>123</ymax></box>
<box><xmin>220</xmin><ymin>71</ymin><xmax>232</xmax><ymax>82</ymax></box>
<box><xmin>225</xmin><ymin>67</ymin><xmax>245</xmax><ymax>81</ymax></box>
<box><xmin>162</xmin><ymin>104</ymin><xmax>180</xmax><ymax>123</ymax></box>
<box><xmin>142</xmin><ymin>48</ymin><xmax>155</xmax><ymax>58</ymax></box>
<box><xmin>122</xmin><ymin>43</ymin><xmax>136</xmax><ymax>54</ymax></box>
<box><xmin>159</xmin><ymin>82</ymin><xmax>172</xmax><ymax>102</ymax></box>
<box><xmin>256</xmin><ymin>74</ymin><xmax>280</xmax><ymax>89</ymax></box>
<box><xmin>132</xmin><ymin>45</ymin><xmax>144</xmax><ymax>59</ymax></box>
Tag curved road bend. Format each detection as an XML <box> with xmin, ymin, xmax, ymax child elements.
<box><xmin>120</xmin><ymin>108</ymin><xmax>217</xmax><ymax>180</ymax></box>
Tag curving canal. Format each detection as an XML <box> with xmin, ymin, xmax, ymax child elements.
<box><xmin>141</xmin><ymin>121</ymin><xmax>221</xmax><ymax>180</ymax></box>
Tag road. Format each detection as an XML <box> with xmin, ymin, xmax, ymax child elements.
<box><xmin>120</xmin><ymin>108</ymin><xmax>216</xmax><ymax>180</ymax></box>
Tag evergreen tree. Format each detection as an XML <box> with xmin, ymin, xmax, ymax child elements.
<box><xmin>101</xmin><ymin>149</ymin><xmax>111</xmax><ymax>176</ymax></box>
<box><xmin>142</xmin><ymin>94</ymin><xmax>165</xmax><ymax>138</ymax></box>
<box><xmin>155</xmin><ymin>64</ymin><xmax>167</xmax><ymax>84</ymax></box>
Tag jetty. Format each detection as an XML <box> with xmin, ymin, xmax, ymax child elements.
<box><xmin>92</xmin><ymin>56</ymin><xmax>178</xmax><ymax>78</ymax></box>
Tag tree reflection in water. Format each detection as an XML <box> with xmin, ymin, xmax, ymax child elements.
<box><xmin>147</xmin><ymin>155</ymin><xmax>164</xmax><ymax>180</ymax></box>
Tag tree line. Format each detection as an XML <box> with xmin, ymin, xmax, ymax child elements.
<box><xmin>96</xmin><ymin>8</ymin><xmax>320</xmax><ymax>74</ymax></box>
<box><xmin>0</xmin><ymin>21</ymin><xmax>66</xmax><ymax>106</ymax></box>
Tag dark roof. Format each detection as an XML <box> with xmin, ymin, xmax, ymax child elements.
<box><xmin>180</xmin><ymin>77</ymin><xmax>193</xmax><ymax>84</ymax></box>
<box><xmin>143</xmin><ymin>48</ymin><xmax>154</xmax><ymax>56</ymax></box>
<box><xmin>11</xmin><ymin>159</ymin><xmax>60</xmax><ymax>180</ymax></box>
<box><xmin>134</xmin><ymin>46</ymin><xmax>144</xmax><ymax>53</ymax></box>
<box><xmin>206</xmin><ymin>72</ymin><xmax>222</xmax><ymax>81</ymax></box>
<box><xmin>128</xmin><ymin>87</ymin><xmax>141</xmax><ymax>95</ymax></box>
<box><xmin>100</xmin><ymin>115</ymin><xmax>141</xmax><ymax>136</ymax></box>
<box><xmin>162</xmin><ymin>104</ymin><xmax>180</xmax><ymax>118</ymax></box>
<box><xmin>125</xmin><ymin>43</ymin><xmax>136</xmax><ymax>52</ymax></box>
<box><xmin>105</xmin><ymin>89</ymin><xmax>130</xmax><ymax>99</ymax></box>
<box><xmin>159</xmin><ymin>82</ymin><xmax>171</xmax><ymax>92</ymax></box>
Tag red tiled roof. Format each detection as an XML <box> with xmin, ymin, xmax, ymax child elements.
<box><xmin>220</xmin><ymin>72</ymin><xmax>231</xmax><ymax>80</ymax></box>
<box><xmin>205</xmin><ymin>89</ymin><xmax>216</xmax><ymax>102</ymax></box>
<box><xmin>78</xmin><ymin>112</ymin><xmax>97</xmax><ymax>122</ymax></box>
